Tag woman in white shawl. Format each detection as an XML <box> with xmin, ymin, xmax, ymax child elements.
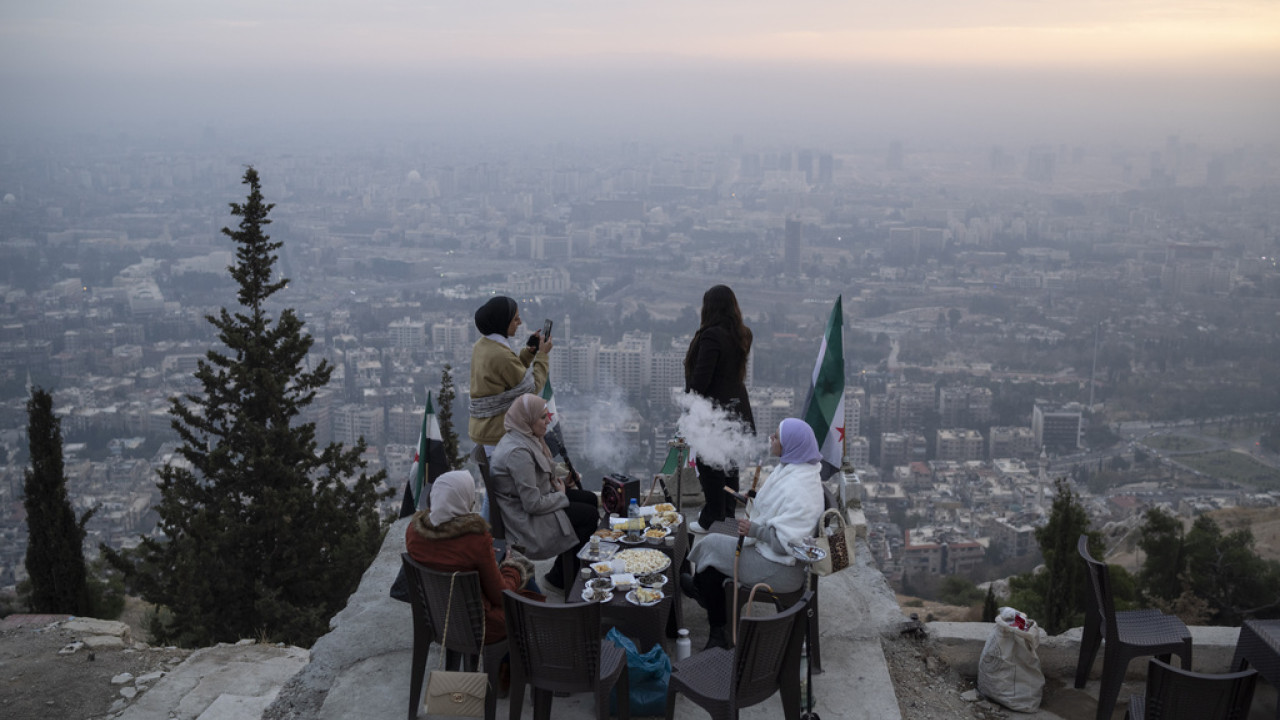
<box><xmin>681</xmin><ymin>418</ymin><xmax>825</xmax><ymax>649</ymax></box>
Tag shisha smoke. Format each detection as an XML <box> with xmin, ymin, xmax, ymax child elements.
<box><xmin>675</xmin><ymin>393</ymin><xmax>760</xmax><ymax>470</ymax></box>
<box><xmin>580</xmin><ymin>384</ymin><xmax>641</xmax><ymax>470</ymax></box>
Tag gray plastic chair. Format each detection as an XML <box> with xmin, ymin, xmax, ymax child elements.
<box><xmin>471</xmin><ymin>444</ymin><xmax>507</xmax><ymax>546</ymax></box>
<box><xmin>502</xmin><ymin>589</ymin><xmax>629</xmax><ymax>720</ymax></box>
<box><xmin>401</xmin><ymin>553</ymin><xmax>507</xmax><ymax>720</ymax></box>
<box><xmin>1126</xmin><ymin>658</ymin><xmax>1257</xmax><ymax>720</ymax></box>
<box><xmin>1075</xmin><ymin>535</ymin><xmax>1193</xmax><ymax>720</ymax></box>
<box><xmin>664</xmin><ymin>589</ymin><xmax>811</xmax><ymax>720</ymax></box>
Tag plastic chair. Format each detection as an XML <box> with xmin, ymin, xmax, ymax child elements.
<box><xmin>1075</xmin><ymin>535</ymin><xmax>1193</xmax><ymax>720</ymax></box>
<box><xmin>471</xmin><ymin>445</ymin><xmax>507</xmax><ymax>546</ymax></box>
<box><xmin>718</xmin><ymin>486</ymin><xmax>835</xmax><ymax>671</ymax></box>
<box><xmin>502</xmin><ymin>589</ymin><xmax>629</xmax><ymax>720</ymax></box>
<box><xmin>401</xmin><ymin>553</ymin><xmax>507</xmax><ymax>720</ymax></box>
<box><xmin>665</xmin><ymin>589</ymin><xmax>811</xmax><ymax>720</ymax></box>
<box><xmin>1126</xmin><ymin>658</ymin><xmax>1257</xmax><ymax>720</ymax></box>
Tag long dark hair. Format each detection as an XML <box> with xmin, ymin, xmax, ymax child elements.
<box><xmin>684</xmin><ymin>284</ymin><xmax>752</xmax><ymax>383</ymax></box>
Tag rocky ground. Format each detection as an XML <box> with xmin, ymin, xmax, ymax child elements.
<box><xmin>0</xmin><ymin>614</ymin><xmax>191</xmax><ymax>720</ymax></box>
<box><xmin>882</xmin><ymin>632</ymin><xmax>1010</xmax><ymax>720</ymax></box>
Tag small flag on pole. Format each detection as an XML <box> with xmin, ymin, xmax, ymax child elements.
<box><xmin>801</xmin><ymin>296</ymin><xmax>846</xmax><ymax>478</ymax></box>
<box><xmin>400</xmin><ymin>392</ymin><xmax>448</xmax><ymax>518</ymax></box>
<box><xmin>540</xmin><ymin>379</ymin><xmax>566</xmax><ymax>459</ymax></box>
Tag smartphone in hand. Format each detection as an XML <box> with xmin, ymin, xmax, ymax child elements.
<box><xmin>541</xmin><ymin>319</ymin><xmax>553</xmax><ymax>339</ymax></box>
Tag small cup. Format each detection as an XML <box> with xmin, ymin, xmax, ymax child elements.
<box><xmin>664</xmin><ymin>535</ymin><xmax>676</xmax><ymax>548</ymax></box>
<box><xmin>580</xmin><ymin>567</ymin><xmax>593</xmax><ymax>581</ymax></box>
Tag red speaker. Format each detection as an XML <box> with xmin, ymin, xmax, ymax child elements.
<box><xmin>601</xmin><ymin>473</ymin><xmax>640</xmax><ymax>516</ymax></box>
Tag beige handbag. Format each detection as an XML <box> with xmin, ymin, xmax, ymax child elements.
<box><xmin>423</xmin><ymin>573</ymin><xmax>488</xmax><ymax>717</ymax></box>
<box><xmin>812</xmin><ymin>508</ymin><xmax>855</xmax><ymax>576</ymax></box>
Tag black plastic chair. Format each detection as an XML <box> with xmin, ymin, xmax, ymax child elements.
<box><xmin>401</xmin><ymin>553</ymin><xmax>507</xmax><ymax>720</ymax></box>
<box><xmin>1126</xmin><ymin>658</ymin><xmax>1257</xmax><ymax>720</ymax></box>
<box><xmin>472</xmin><ymin>445</ymin><xmax>508</xmax><ymax>547</ymax></box>
<box><xmin>1075</xmin><ymin>535</ymin><xmax>1193</xmax><ymax>720</ymax></box>
<box><xmin>665</xmin><ymin>589</ymin><xmax>811</xmax><ymax>720</ymax></box>
<box><xmin>502</xmin><ymin>589</ymin><xmax>629</xmax><ymax>720</ymax></box>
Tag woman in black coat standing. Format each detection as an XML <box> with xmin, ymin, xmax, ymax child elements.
<box><xmin>684</xmin><ymin>284</ymin><xmax>756</xmax><ymax>532</ymax></box>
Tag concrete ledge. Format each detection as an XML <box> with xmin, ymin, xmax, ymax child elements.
<box><xmin>929</xmin><ymin>621</ymin><xmax>1242</xmax><ymax>681</ymax></box>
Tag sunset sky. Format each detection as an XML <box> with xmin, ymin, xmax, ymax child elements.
<box><xmin>2</xmin><ymin>1</ymin><xmax>1278</xmax><ymax>143</ymax></box>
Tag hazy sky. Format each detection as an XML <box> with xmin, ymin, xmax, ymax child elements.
<box><xmin>2</xmin><ymin>1</ymin><xmax>1278</xmax><ymax>145</ymax></box>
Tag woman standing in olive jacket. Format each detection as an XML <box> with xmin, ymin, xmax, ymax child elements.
<box><xmin>684</xmin><ymin>284</ymin><xmax>756</xmax><ymax>531</ymax></box>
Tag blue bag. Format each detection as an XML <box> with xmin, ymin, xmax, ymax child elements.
<box><xmin>605</xmin><ymin>627</ymin><xmax>672</xmax><ymax>717</ymax></box>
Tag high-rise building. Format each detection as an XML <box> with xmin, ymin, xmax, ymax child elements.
<box><xmin>784</xmin><ymin>219</ymin><xmax>803</xmax><ymax>275</ymax></box>
<box><xmin>388</xmin><ymin>316</ymin><xmax>427</xmax><ymax>350</ymax></box>
<box><xmin>598</xmin><ymin>331</ymin><xmax>651</xmax><ymax>399</ymax></box>
<box><xmin>936</xmin><ymin>429</ymin><xmax>984</xmax><ymax>462</ymax></box>
<box><xmin>988</xmin><ymin>426</ymin><xmax>1036</xmax><ymax>460</ymax></box>
<box><xmin>1032</xmin><ymin>402</ymin><xmax>1083</xmax><ymax>453</ymax></box>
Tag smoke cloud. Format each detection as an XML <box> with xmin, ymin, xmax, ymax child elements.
<box><xmin>579</xmin><ymin>384</ymin><xmax>642</xmax><ymax>471</ymax></box>
<box><xmin>674</xmin><ymin>393</ymin><xmax>760</xmax><ymax>470</ymax></box>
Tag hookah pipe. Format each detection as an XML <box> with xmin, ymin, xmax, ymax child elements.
<box><xmin>729</xmin><ymin>462</ymin><xmax>765</xmax><ymax>644</ymax></box>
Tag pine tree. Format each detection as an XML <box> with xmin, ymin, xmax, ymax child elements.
<box><xmin>437</xmin><ymin>364</ymin><xmax>464</xmax><ymax>470</ymax></box>
<box><xmin>1009</xmin><ymin>478</ymin><xmax>1100</xmax><ymax>634</ymax></box>
<box><xmin>105</xmin><ymin>168</ymin><xmax>389</xmax><ymax>647</ymax></box>
<box><xmin>23</xmin><ymin>387</ymin><xmax>94</xmax><ymax>614</ymax></box>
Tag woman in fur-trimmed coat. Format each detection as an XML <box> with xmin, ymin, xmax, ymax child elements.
<box><xmin>405</xmin><ymin>471</ymin><xmax>540</xmax><ymax>643</ymax></box>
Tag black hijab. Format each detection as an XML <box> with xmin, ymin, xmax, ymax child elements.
<box><xmin>474</xmin><ymin>296</ymin><xmax>518</xmax><ymax>337</ymax></box>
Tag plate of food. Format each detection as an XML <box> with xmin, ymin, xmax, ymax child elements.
<box><xmin>626</xmin><ymin>587</ymin><xmax>664</xmax><ymax>607</ymax></box>
<box><xmin>590</xmin><ymin>561</ymin><xmax>615</xmax><ymax>576</ymax></box>
<box><xmin>615</xmin><ymin>548</ymin><xmax>671</xmax><ymax>575</ymax></box>
<box><xmin>582</xmin><ymin>587</ymin><xmax>613</xmax><ymax>603</ymax></box>
<box><xmin>790</xmin><ymin>544</ymin><xmax>827</xmax><ymax>563</ymax></box>
<box><xmin>619</xmin><ymin>533</ymin><xmax>647</xmax><ymax>545</ymax></box>
<box><xmin>586</xmin><ymin>576</ymin><xmax>615</xmax><ymax>593</ymax></box>
<box><xmin>650</xmin><ymin>511</ymin><xmax>682</xmax><ymax>529</ymax></box>
<box><xmin>636</xmin><ymin>572</ymin><xmax>667</xmax><ymax>589</ymax></box>
<box><xmin>643</xmin><ymin>527</ymin><xmax>669</xmax><ymax>540</ymax></box>
<box><xmin>593</xmin><ymin>528</ymin><xmax>624</xmax><ymax>541</ymax></box>
<box><xmin>653</xmin><ymin>502</ymin><xmax>676</xmax><ymax>513</ymax></box>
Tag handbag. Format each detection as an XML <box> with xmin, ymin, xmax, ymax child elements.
<box><xmin>422</xmin><ymin>572</ymin><xmax>488</xmax><ymax>717</ymax></box>
<box><xmin>812</xmin><ymin>508</ymin><xmax>855</xmax><ymax>576</ymax></box>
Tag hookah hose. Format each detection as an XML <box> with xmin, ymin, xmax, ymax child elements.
<box><xmin>730</xmin><ymin>464</ymin><xmax>764</xmax><ymax>644</ymax></box>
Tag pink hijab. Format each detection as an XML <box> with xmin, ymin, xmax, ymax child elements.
<box><xmin>503</xmin><ymin>394</ymin><xmax>554</xmax><ymax>469</ymax></box>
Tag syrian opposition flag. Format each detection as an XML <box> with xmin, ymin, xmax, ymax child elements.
<box><xmin>658</xmin><ymin>442</ymin><xmax>696</xmax><ymax>475</ymax></box>
<box><xmin>801</xmin><ymin>296</ymin><xmax>846</xmax><ymax>478</ymax></box>
<box><xmin>540</xmin><ymin>380</ymin><xmax>567</xmax><ymax>459</ymax></box>
<box><xmin>400</xmin><ymin>392</ymin><xmax>448</xmax><ymax>518</ymax></box>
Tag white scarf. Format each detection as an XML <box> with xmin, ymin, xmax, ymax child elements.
<box><xmin>747</xmin><ymin>462</ymin><xmax>824</xmax><ymax>565</ymax></box>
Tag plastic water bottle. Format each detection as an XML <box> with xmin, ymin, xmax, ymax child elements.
<box><xmin>628</xmin><ymin>498</ymin><xmax>640</xmax><ymax>521</ymax></box>
<box><xmin>676</xmin><ymin>628</ymin><xmax>692</xmax><ymax>661</ymax></box>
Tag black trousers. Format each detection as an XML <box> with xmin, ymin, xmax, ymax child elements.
<box><xmin>551</xmin><ymin>488</ymin><xmax>599</xmax><ymax>586</ymax></box>
<box><xmin>696</xmin><ymin>460</ymin><xmax>739</xmax><ymax>529</ymax></box>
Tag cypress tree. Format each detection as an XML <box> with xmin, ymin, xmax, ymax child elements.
<box><xmin>981</xmin><ymin>585</ymin><xmax>998</xmax><ymax>623</ymax></box>
<box><xmin>105</xmin><ymin>168</ymin><xmax>389</xmax><ymax>647</ymax></box>
<box><xmin>23</xmin><ymin>387</ymin><xmax>93</xmax><ymax>615</ymax></box>
<box><xmin>437</xmin><ymin>364</ymin><xmax>463</xmax><ymax>470</ymax></box>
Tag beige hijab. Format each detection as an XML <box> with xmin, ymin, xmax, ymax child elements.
<box><xmin>503</xmin><ymin>394</ymin><xmax>554</xmax><ymax>471</ymax></box>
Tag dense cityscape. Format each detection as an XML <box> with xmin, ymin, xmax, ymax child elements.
<box><xmin>2</xmin><ymin>130</ymin><xmax>1279</xmax><ymax>602</ymax></box>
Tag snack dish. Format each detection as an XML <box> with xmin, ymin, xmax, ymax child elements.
<box><xmin>791</xmin><ymin>544</ymin><xmax>827</xmax><ymax>563</ymax></box>
<box><xmin>590</xmin><ymin>561</ymin><xmax>615</xmax><ymax>576</ymax></box>
<box><xmin>610</xmin><ymin>573</ymin><xmax>635</xmax><ymax>590</ymax></box>
<box><xmin>582</xmin><ymin>587</ymin><xmax>613</xmax><ymax>603</ymax></box>
<box><xmin>614</xmin><ymin>548</ymin><xmax>671</xmax><ymax>575</ymax></box>
<box><xmin>587</xmin><ymin>577</ymin><xmax>615</xmax><ymax>593</ymax></box>
<box><xmin>650</xmin><ymin>511</ymin><xmax>682</xmax><ymax>529</ymax></box>
<box><xmin>619</xmin><ymin>534</ymin><xmax>647</xmax><ymax>545</ymax></box>
<box><xmin>593</xmin><ymin>528</ymin><xmax>624</xmax><ymax>541</ymax></box>
<box><xmin>653</xmin><ymin>503</ymin><xmax>676</xmax><ymax>513</ymax></box>
<box><xmin>626</xmin><ymin>588</ymin><xmax>664</xmax><ymax>606</ymax></box>
<box><xmin>643</xmin><ymin>527</ymin><xmax>669</xmax><ymax>539</ymax></box>
<box><xmin>636</xmin><ymin>572</ymin><xmax>667</xmax><ymax>588</ymax></box>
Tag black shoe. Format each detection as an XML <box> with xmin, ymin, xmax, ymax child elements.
<box><xmin>542</xmin><ymin>572</ymin><xmax>565</xmax><ymax>591</ymax></box>
<box><xmin>704</xmin><ymin>625</ymin><xmax>730</xmax><ymax>650</ymax></box>
<box><xmin>679</xmin><ymin>573</ymin><xmax>704</xmax><ymax>606</ymax></box>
